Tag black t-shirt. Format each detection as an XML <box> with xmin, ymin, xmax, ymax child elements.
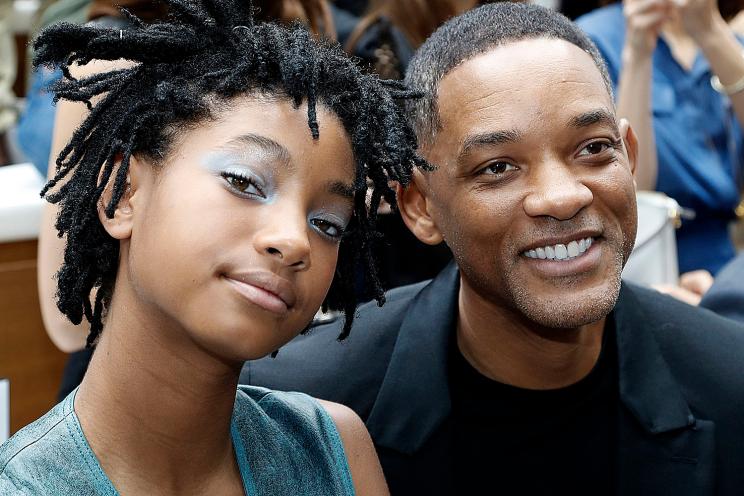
<box><xmin>450</xmin><ymin>319</ymin><xmax>618</xmax><ymax>495</ymax></box>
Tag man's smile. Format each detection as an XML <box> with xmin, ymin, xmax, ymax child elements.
<box><xmin>522</xmin><ymin>236</ymin><xmax>594</xmax><ymax>261</ymax></box>
<box><xmin>519</xmin><ymin>236</ymin><xmax>604</xmax><ymax>278</ymax></box>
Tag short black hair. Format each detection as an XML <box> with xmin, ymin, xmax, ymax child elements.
<box><xmin>34</xmin><ymin>0</ymin><xmax>429</xmax><ymax>347</ymax></box>
<box><xmin>404</xmin><ymin>2</ymin><xmax>613</xmax><ymax>146</ymax></box>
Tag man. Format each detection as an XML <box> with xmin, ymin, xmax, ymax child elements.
<box><xmin>242</xmin><ymin>3</ymin><xmax>744</xmax><ymax>494</ymax></box>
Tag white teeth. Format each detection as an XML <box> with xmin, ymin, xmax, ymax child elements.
<box><xmin>555</xmin><ymin>244</ymin><xmax>568</xmax><ymax>260</ymax></box>
<box><xmin>523</xmin><ymin>237</ymin><xmax>594</xmax><ymax>261</ymax></box>
<box><xmin>567</xmin><ymin>241</ymin><xmax>579</xmax><ymax>257</ymax></box>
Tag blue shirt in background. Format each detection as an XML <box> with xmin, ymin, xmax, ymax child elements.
<box><xmin>0</xmin><ymin>386</ymin><xmax>354</xmax><ymax>495</ymax></box>
<box><xmin>16</xmin><ymin>67</ymin><xmax>60</xmax><ymax>176</ymax></box>
<box><xmin>577</xmin><ymin>4</ymin><xmax>743</xmax><ymax>275</ymax></box>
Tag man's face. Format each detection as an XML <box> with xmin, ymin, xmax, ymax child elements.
<box><xmin>404</xmin><ymin>38</ymin><xmax>637</xmax><ymax>329</ymax></box>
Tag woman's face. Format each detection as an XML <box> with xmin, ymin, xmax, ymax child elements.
<box><xmin>116</xmin><ymin>96</ymin><xmax>355</xmax><ymax>362</ymax></box>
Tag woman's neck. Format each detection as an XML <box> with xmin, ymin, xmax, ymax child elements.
<box><xmin>74</xmin><ymin>285</ymin><xmax>244</xmax><ymax>494</ymax></box>
<box><xmin>662</xmin><ymin>17</ymin><xmax>698</xmax><ymax>70</ymax></box>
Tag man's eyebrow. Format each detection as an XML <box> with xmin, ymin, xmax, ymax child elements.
<box><xmin>221</xmin><ymin>133</ymin><xmax>291</xmax><ymax>164</ymax></box>
<box><xmin>327</xmin><ymin>180</ymin><xmax>355</xmax><ymax>200</ymax></box>
<box><xmin>461</xmin><ymin>129</ymin><xmax>523</xmax><ymax>155</ymax></box>
<box><xmin>569</xmin><ymin>109</ymin><xmax>618</xmax><ymax>130</ymax></box>
<box><xmin>456</xmin><ymin>129</ymin><xmax>523</xmax><ymax>168</ymax></box>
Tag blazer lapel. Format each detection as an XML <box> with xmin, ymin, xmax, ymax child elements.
<box><xmin>614</xmin><ymin>284</ymin><xmax>716</xmax><ymax>495</ymax></box>
<box><xmin>365</xmin><ymin>262</ymin><xmax>460</xmax><ymax>454</ymax></box>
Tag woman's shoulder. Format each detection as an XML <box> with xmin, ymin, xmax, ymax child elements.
<box><xmin>234</xmin><ymin>385</ymin><xmax>345</xmax><ymax>441</ymax></box>
<box><xmin>0</xmin><ymin>393</ymin><xmax>108</xmax><ymax>494</ymax></box>
<box><xmin>1</xmin><ymin>399</ymin><xmax>72</xmax><ymax>472</ymax></box>
<box><xmin>233</xmin><ymin>385</ymin><xmax>356</xmax><ymax>494</ymax></box>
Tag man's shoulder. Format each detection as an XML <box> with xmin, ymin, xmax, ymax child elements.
<box><xmin>280</xmin><ymin>277</ymin><xmax>429</xmax><ymax>357</ymax></box>
<box><xmin>623</xmin><ymin>282</ymin><xmax>744</xmax><ymax>343</ymax></box>
<box><xmin>336</xmin><ymin>279</ymin><xmax>430</xmax><ymax>338</ymax></box>
<box><xmin>624</xmin><ymin>282</ymin><xmax>744</xmax><ymax>335</ymax></box>
<box><xmin>622</xmin><ymin>283</ymin><xmax>744</xmax><ymax>402</ymax></box>
<box><xmin>241</xmin><ymin>279</ymin><xmax>432</xmax><ymax>418</ymax></box>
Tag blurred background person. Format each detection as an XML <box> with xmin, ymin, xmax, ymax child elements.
<box><xmin>700</xmin><ymin>250</ymin><xmax>744</xmax><ymax>320</ymax></box>
<box><xmin>13</xmin><ymin>0</ymin><xmax>167</xmax><ymax>175</ymax></box>
<box><xmin>346</xmin><ymin>0</ymin><xmax>478</xmax><ymax>79</ymax></box>
<box><xmin>0</xmin><ymin>0</ymin><xmax>18</xmax><ymax>165</ymax></box>
<box><xmin>577</xmin><ymin>1</ymin><xmax>744</xmax><ymax>280</ymax></box>
<box><xmin>13</xmin><ymin>0</ymin><xmax>334</xmax><ymax>178</ymax></box>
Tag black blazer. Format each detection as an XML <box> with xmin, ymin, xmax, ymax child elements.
<box><xmin>242</xmin><ymin>263</ymin><xmax>744</xmax><ymax>495</ymax></box>
<box><xmin>701</xmin><ymin>252</ymin><xmax>744</xmax><ymax>324</ymax></box>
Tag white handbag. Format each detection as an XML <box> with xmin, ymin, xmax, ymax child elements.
<box><xmin>622</xmin><ymin>191</ymin><xmax>684</xmax><ymax>286</ymax></box>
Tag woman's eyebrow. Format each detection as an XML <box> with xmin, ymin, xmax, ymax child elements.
<box><xmin>326</xmin><ymin>180</ymin><xmax>355</xmax><ymax>200</ymax></box>
<box><xmin>220</xmin><ymin>133</ymin><xmax>291</xmax><ymax>164</ymax></box>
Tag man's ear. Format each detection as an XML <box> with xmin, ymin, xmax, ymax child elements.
<box><xmin>396</xmin><ymin>171</ymin><xmax>444</xmax><ymax>246</ymax></box>
<box><xmin>619</xmin><ymin>118</ymin><xmax>638</xmax><ymax>177</ymax></box>
<box><xmin>97</xmin><ymin>154</ymin><xmax>145</xmax><ymax>240</ymax></box>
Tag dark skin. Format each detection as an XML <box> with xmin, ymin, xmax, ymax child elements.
<box><xmin>75</xmin><ymin>96</ymin><xmax>388</xmax><ymax>495</ymax></box>
<box><xmin>399</xmin><ymin>38</ymin><xmax>639</xmax><ymax>390</ymax></box>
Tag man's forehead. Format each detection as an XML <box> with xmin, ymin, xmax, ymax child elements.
<box><xmin>437</xmin><ymin>37</ymin><xmax>613</xmax><ymax>115</ymax></box>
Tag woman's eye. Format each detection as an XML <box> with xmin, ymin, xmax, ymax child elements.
<box><xmin>311</xmin><ymin>218</ymin><xmax>344</xmax><ymax>239</ymax></box>
<box><xmin>482</xmin><ymin>162</ymin><xmax>517</xmax><ymax>175</ymax></box>
<box><xmin>223</xmin><ymin>173</ymin><xmax>264</xmax><ymax>197</ymax></box>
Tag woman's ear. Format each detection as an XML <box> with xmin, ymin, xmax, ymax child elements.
<box><xmin>396</xmin><ymin>171</ymin><xmax>444</xmax><ymax>246</ymax></box>
<box><xmin>97</xmin><ymin>155</ymin><xmax>145</xmax><ymax>240</ymax></box>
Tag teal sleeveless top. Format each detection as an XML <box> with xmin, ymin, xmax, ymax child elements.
<box><xmin>0</xmin><ymin>385</ymin><xmax>355</xmax><ymax>495</ymax></box>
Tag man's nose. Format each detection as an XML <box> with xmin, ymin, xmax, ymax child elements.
<box><xmin>522</xmin><ymin>161</ymin><xmax>593</xmax><ymax>220</ymax></box>
<box><xmin>253</xmin><ymin>206</ymin><xmax>311</xmax><ymax>270</ymax></box>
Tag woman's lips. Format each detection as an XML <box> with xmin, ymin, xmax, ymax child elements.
<box><xmin>223</xmin><ymin>271</ymin><xmax>296</xmax><ymax>315</ymax></box>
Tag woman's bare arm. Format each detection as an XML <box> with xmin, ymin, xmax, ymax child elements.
<box><xmin>319</xmin><ymin>400</ymin><xmax>390</xmax><ymax>496</ymax></box>
<box><xmin>38</xmin><ymin>60</ymin><xmax>132</xmax><ymax>352</ymax></box>
<box><xmin>616</xmin><ymin>0</ymin><xmax>671</xmax><ymax>190</ymax></box>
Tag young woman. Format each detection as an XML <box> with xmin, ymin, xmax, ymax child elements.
<box><xmin>0</xmin><ymin>1</ymin><xmax>426</xmax><ymax>494</ymax></box>
<box><xmin>38</xmin><ymin>0</ymin><xmax>339</xmax><ymax>401</ymax></box>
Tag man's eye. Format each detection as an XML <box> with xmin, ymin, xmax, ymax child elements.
<box><xmin>579</xmin><ymin>142</ymin><xmax>611</xmax><ymax>156</ymax></box>
<box><xmin>311</xmin><ymin>218</ymin><xmax>344</xmax><ymax>239</ymax></box>
<box><xmin>482</xmin><ymin>162</ymin><xmax>517</xmax><ymax>175</ymax></box>
<box><xmin>223</xmin><ymin>173</ymin><xmax>264</xmax><ymax>197</ymax></box>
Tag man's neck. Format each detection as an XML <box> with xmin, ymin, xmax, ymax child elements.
<box><xmin>74</xmin><ymin>285</ymin><xmax>244</xmax><ymax>494</ymax></box>
<box><xmin>456</xmin><ymin>279</ymin><xmax>605</xmax><ymax>390</ymax></box>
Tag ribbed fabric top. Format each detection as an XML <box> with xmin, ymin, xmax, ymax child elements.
<box><xmin>0</xmin><ymin>385</ymin><xmax>354</xmax><ymax>495</ymax></box>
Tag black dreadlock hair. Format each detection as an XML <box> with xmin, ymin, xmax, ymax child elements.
<box><xmin>34</xmin><ymin>0</ymin><xmax>430</xmax><ymax>348</ymax></box>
